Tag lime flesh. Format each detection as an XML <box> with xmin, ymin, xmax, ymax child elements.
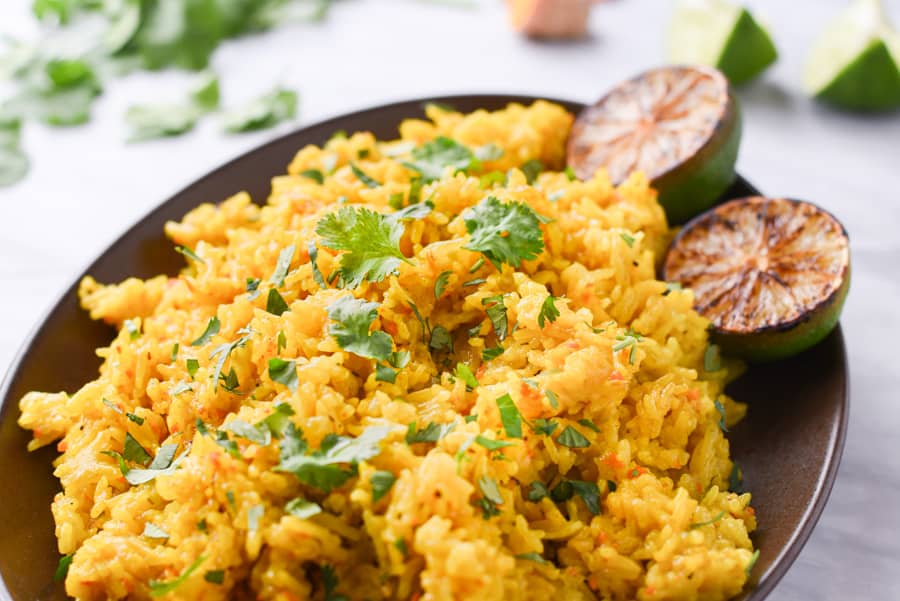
<box><xmin>669</xmin><ymin>0</ymin><xmax>778</xmax><ymax>86</ymax></box>
<box><xmin>663</xmin><ymin>197</ymin><xmax>851</xmax><ymax>362</ymax></box>
<box><xmin>805</xmin><ymin>0</ymin><xmax>900</xmax><ymax>111</ymax></box>
<box><xmin>567</xmin><ymin>65</ymin><xmax>741</xmax><ymax>225</ymax></box>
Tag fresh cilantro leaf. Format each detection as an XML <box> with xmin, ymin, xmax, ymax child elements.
<box><xmin>464</xmin><ymin>196</ymin><xmax>544</xmax><ymax>270</ymax></box>
<box><xmin>569</xmin><ymin>480</ymin><xmax>601</xmax><ymax>514</ymax></box>
<box><xmin>690</xmin><ymin>511</ymin><xmax>726</xmax><ymax>529</ymax></box>
<box><xmin>515</xmin><ymin>552</ymin><xmax>548</xmax><ymax>564</ymax></box>
<box><xmin>124</xmin><ymin>318</ymin><xmax>141</xmax><ymax>340</ymax></box>
<box><xmin>125</xmin><ymin>104</ymin><xmax>198</xmax><ymax>142</ymax></box>
<box><xmin>403</xmin><ymin>136</ymin><xmax>478</xmax><ymax>182</ymax></box>
<box><xmin>390</xmin><ymin>200</ymin><xmax>433</xmax><ymax>222</ymax></box>
<box><xmin>285</xmin><ymin>497</ymin><xmax>322</xmax><ymax>519</ymax></box>
<box><xmin>557</xmin><ymin>426</ymin><xmax>590</xmax><ymax>448</ymax></box>
<box><xmin>469</xmin><ymin>257</ymin><xmax>485</xmax><ymax>273</ymax></box>
<box><xmin>704</xmin><ymin>344</ymin><xmax>722</xmax><ymax>372</ymax></box>
<box><xmin>370</xmin><ymin>470</ymin><xmax>396</xmax><ymax>502</ymax></box>
<box><xmin>127</xmin><ymin>412</ymin><xmax>144</xmax><ymax>425</ymax></box>
<box><xmin>186</xmin><ymin>358</ymin><xmax>199</xmax><ymax>379</ymax></box>
<box><xmin>191</xmin><ymin>316</ymin><xmax>220</xmax><ymax>346</ymax></box>
<box><xmin>429</xmin><ymin>325</ymin><xmax>452</xmax><ymax>353</ymax></box>
<box><xmin>223</xmin><ymin>87</ymin><xmax>297</xmax><ymax>133</ymax></box>
<box><xmin>322</xmin><ymin>564</ymin><xmax>345</xmax><ymax>601</ymax></box>
<box><xmin>266</xmin><ymin>288</ymin><xmax>290</xmax><ymax>316</ymax></box>
<box><xmin>0</xmin><ymin>142</ymin><xmax>29</xmax><ymax>187</ymax></box>
<box><xmin>149</xmin><ymin>555</ymin><xmax>206</xmax><ymax>597</ymax></box>
<box><xmin>276</xmin><ymin>425</ymin><xmax>391</xmax><ymax>493</ymax></box>
<box><xmin>270</xmin><ymin>245</ymin><xmax>295</xmax><ymax>287</ymax></box>
<box><xmin>268</xmin><ymin>358</ymin><xmax>299</xmax><ymax>392</ymax></box>
<box><xmin>463</xmin><ymin>278</ymin><xmax>486</xmax><ymax>287</ymax></box>
<box><xmin>746</xmin><ymin>549</ymin><xmax>760</xmax><ymax>578</ymax></box>
<box><xmin>388</xmin><ymin>192</ymin><xmax>404</xmax><ymax>210</ymax></box>
<box><xmin>564</xmin><ymin>166</ymin><xmax>577</xmax><ymax>181</ymax></box>
<box><xmin>226</xmin><ymin>491</ymin><xmax>237</xmax><ymax>511</ymax></box>
<box><xmin>197</xmin><ymin>518</ymin><xmax>208</xmax><ymax>532</ymax></box>
<box><xmin>326</xmin><ymin>296</ymin><xmax>393</xmax><ymax>362</ymax></box>
<box><xmin>545</xmin><ymin>389</ymin><xmax>559</xmax><ymax>409</ymax></box>
<box><xmin>123</xmin><ymin>433</ymin><xmax>151</xmax><ymax>464</ymax></box>
<box><xmin>174</xmin><ymin>244</ymin><xmax>206</xmax><ymax>263</ymax></box>
<box><xmin>527</xmin><ymin>480</ymin><xmax>549</xmax><ymax>502</ymax></box>
<box><xmin>54</xmin><ymin>553</ymin><xmax>73</xmax><ymax>582</ymax></box>
<box><xmin>714</xmin><ymin>399</ymin><xmax>729</xmax><ymax>432</ymax></box>
<box><xmin>246</xmin><ymin>277</ymin><xmax>262</xmax><ymax>299</ymax></box>
<box><xmin>300</xmin><ymin>169</ymin><xmax>324</xmax><ymax>184</ymax></box>
<box><xmin>613</xmin><ymin>328</ymin><xmax>642</xmax><ymax>365</ymax></box>
<box><xmin>464</xmin><ymin>414</ymin><xmax>479</xmax><ymax>423</ymax></box>
<box><xmin>124</xmin><ymin>444</ymin><xmax>187</xmax><ymax>486</ymax></box>
<box><xmin>478</xmin><ymin>475</ymin><xmax>504</xmax><ymax>505</ymax></box>
<box><xmin>474</xmin><ymin>435</ymin><xmax>514</xmax><ymax>451</ymax></box>
<box><xmin>538</xmin><ymin>295</ymin><xmax>560</xmax><ymax>328</ymax></box>
<box><xmin>454</xmin><ymin>363</ymin><xmax>478</xmax><ymax>389</ymax></box>
<box><xmin>550</xmin><ymin>480</ymin><xmax>573</xmax><ymax>502</ymax></box>
<box><xmin>479</xmin><ymin>170</ymin><xmax>506</xmax><ymax>189</ymax></box>
<box><xmin>276</xmin><ymin>331</ymin><xmax>287</xmax><ymax>354</ymax></box>
<box><xmin>520</xmin><ymin>159</ymin><xmax>543</xmax><ymax>184</ymax></box>
<box><xmin>482</xmin><ymin>346</ymin><xmax>504</xmax><ymax>361</ymax></box>
<box><xmin>375</xmin><ymin>363</ymin><xmax>398</xmax><ymax>383</ymax></box>
<box><xmin>223</xmin><ymin>420</ymin><xmax>270</xmax><ymax>447</ymax></box>
<box><xmin>143</xmin><ymin>523</ymin><xmax>169</xmax><ymax>539</ymax></box>
<box><xmin>261</xmin><ymin>402</ymin><xmax>295</xmax><ymax>438</ymax></box>
<box><xmin>247</xmin><ymin>504</ymin><xmax>264</xmax><ymax>532</ymax></box>
<box><xmin>405</xmin><ymin>421</ymin><xmax>455</xmax><ymax>444</ymax></box>
<box><xmin>350</xmin><ymin>163</ymin><xmax>380</xmax><ymax>188</ymax></box>
<box><xmin>219</xmin><ymin>367</ymin><xmax>241</xmax><ymax>393</ymax></box>
<box><xmin>316</xmin><ymin>206</ymin><xmax>408</xmax><ymax>288</ymax></box>
<box><xmin>407</xmin><ymin>177</ymin><xmax>423</xmax><ymax>205</ymax></box>
<box><xmin>308</xmin><ymin>241</ymin><xmax>327</xmax><ymax>288</ymax></box>
<box><xmin>209</xmin><ymin>329</ymin><xmax>252</xmax><ymax>392</ymax></box>
<box><xmin>204</xmin><ymin>570</ymin><xmax>225</xmax><ymax>584</ymax></box>
<box><xmin>191</xmin><ymin>73</ymin><xmax>220</xmax><ymax>112</ymax></box>
<box><xmin>434</xmin><ymin>270</ymin><xmax>452</xmax><ymax>299</ymax></box>
<box><xmin>531</xmin><ymin>418</ymin><xmax>558</xmax><ymax>436</ymax></box>
<box><xmin>578</xmin><ymin>419</ymin><xmax>600</xmax><ymax>432</ymax></box>
<box><xmin>482</xmin><ymin>295</ymin><xmax>508</xmax><ymax>341</ymax></box>
<box><xmin>620</xmin><ymin>232</ymin><xmax>636</xmax><ymax>248</ymax></box>
<box><xmin>495</xmin><ymin>394</ymin><xmax>522</xmax><ymax>438</ymax></box>
<box><xmin>474</xmin><ymin>143</ymin><xmax>504</xmax><ymax>161</ymax></box>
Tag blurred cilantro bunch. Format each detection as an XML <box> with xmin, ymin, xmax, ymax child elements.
<box><xmin>0</xmin><ymin>0</ymin><xmax>331</xmax><ymax>186</ymax></box>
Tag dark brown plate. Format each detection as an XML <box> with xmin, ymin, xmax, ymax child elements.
<box><xmin>0</xmin><ymin>95</ymin><xmax>848</xmax><ymax>601</ymax></box>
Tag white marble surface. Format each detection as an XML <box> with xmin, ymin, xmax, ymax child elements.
<box><xmin>1</xmin><ymin>0</ymin><xmax>899</xmax><ymax>598</ymax></box>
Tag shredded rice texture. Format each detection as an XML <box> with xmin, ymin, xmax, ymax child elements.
<box><xmin>19</xmin><ymin>101</ymin><xmax>756</xmax><ymax>601</ymax></box>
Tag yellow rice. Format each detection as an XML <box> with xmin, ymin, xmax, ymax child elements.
<box><xmin>19</xmin><ymin>101</ymin><xmax>757</xmax><ymax>601</ymax></box>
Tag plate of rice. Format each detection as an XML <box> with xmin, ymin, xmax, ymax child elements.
<box><xmin>0</xmin><ymin>95</ymin><xmax>848</xmax><ymax>601</ymax></box>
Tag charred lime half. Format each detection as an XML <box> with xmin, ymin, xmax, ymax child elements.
<box><xmin>567</xmin><ymin>65</ymin><xmax>741</xmax><ymax>224</ymax></box>
<box><xmin>663</xmin><ymin>197</ymin><xmax>851</xmax><ymax>362</ymax></box>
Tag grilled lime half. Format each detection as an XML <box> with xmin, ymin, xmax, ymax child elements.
<box><xmin>567</xmin><ymin>65</ymin><xmax>741</xmax><ymax>225</ymax></box>
<box><xmin>663</xmin><ymin>197</ymin><xmax>851</xmax><ymax>362</ymax></box>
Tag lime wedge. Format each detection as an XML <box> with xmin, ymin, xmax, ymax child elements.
<box><xmin>663</xmin><ymin>197</ymin><xmax>851</xmax><ymax>362</ymax></box>
<box><xmin>668</xmin><ymin>0</ymin><xmax>778</xmax><ymax>85</ymax></box>
<box><xmin>567</xmin><ymin>65</ymin><xmax>741</xmax><ymax>225</ymax></box>
<box><xmin>804</xmin><ymin>0</ymin><xmax>900</xmax><ymax>111</ymax></box>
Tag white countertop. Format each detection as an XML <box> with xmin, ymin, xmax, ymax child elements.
<box><xmin>1</xmin><ymin>0</ymin><xmax>899</xmax><ymax>598</ymax></box>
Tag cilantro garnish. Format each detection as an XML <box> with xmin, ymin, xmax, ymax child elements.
<box><xmin>394</xmin><ymin>538</ymin><xmax>409</xmax><ymax>557</ymax></box>
<box><xmin>269</xmin><ymin>245</ymin><xmax>295</xmax><ymax>287</ymax></box>
<box><xmin>746</xmin><ymin>549</ymin><xmax>761</xmax><ymax>578</ymax></box>
<box><xmin>538</xmin><ymin>295</ymin><xmax>560</xmax><ymax>328</ymax></box>
<box><xmin>569</xmin><ymin>480</ymin><xmax>601</xmax><ymax>514</ymax></box>
<box><xmin>124</xmin><ymin>319</ymin><xmax>141</xmax><ymax>341</ymax></box>
<box><xmin>545</xmin><ymin>389</ymin><xmax>559</xmax><ymax>409</ymax></box>
<box><xmin>564</xmin><ymin>166</ymin><xmax>577</xmax><ymax>181</ymax></box>
<box><xmin>464</xmin><ymin>414</ymin><xmax>479</xmax><ymax>423</ymax></box>
<box><xmin>469</xmin><ymin>257</ymin><xmax>485</xmax><ymax>273</ymax></box>
<box><xmin>246</xmin><ymin>278</ymin><xmax>262</xmax><ymax>299</ymax></box>
<box><xmin>209</xmin><ymin>329</ymin><xmax>252</xmax><ymax>392</ymax></box>
<box><xmin>578</xmin><ymin>418</ymin><xmax>600</xmax><ymax>433</ymax></box>
<box><xmin>474</xmin><ymin>435</ymin><xmax>514</xmax><ymax>451</ymax></box>
<box><xmin>557</xmin><ymin>426</ymin><xmax>590</xmax><ymax>448</ymax></box>
<box><xmin>370</xmin><ymin>470</ymin><xmax>396</xmax><ymax>502</ymax></box>
<box><xmin>434</xmin><ymin>270</ymin><xmax>452</xmax><ymax>299</ymax></box>
<box><xmin>143</xmin><ymin>523</ymin><xmax>169</xmax><ymax>539</ymax></box>
<box><xmin>102</xmin><ymin>398</ymin><xmax>122</xmax><ymax>414</ymax></box>
<box><xmin>175</xmin><ymin>245</ymin><xmax>205</xmax><ymax>264</ymax></box>
<box><xmin>375</xmin><ymin>363</ymin><xmax>398</xmax><ymax>383</ymax></box>
<box><xmin>223</xmin><ymin>420</ymin><xmax>270</xmax><ymax>446</ymax></box>
<box><xmin>350</xmin><ymin>163</ymin><xmax>380</xmax><ymax>188</ymax></box>
<box><xmin>186</xmin><ymin>358</ymin><xmax>199</xmax><ymax>379</ymax></box>
<box><xmin>125</xmin><ymin>74</ymin><xmax>219</xmax><ymax>141</ymax></box>
<box><xmin>613</xmin><ymin>328</ymin><xmax>642</xmax><ymax>364</ymax></box>
<box><xmin>222</xmin><ymin>87</ymin><xmax>297</xmax><ymax>133</ymax></box>
<box><xmin>266</xmin><ymin>288</ymin><xmax>290</xmax><ymax>316</ymax></box>
<box><xmin>191</xmin><ymin>316</ymin><xmax>220</xmax><ymax>346</ymax></box>
<box><xmin>54</xmin><ymin>553</ymin><xmax>73</xmax><ymax>582</ymax></box>
<box><xmin>169</xmin><ymin>381</ymin><xmax>192</xmax><ymax>396</ymax></box>
<box><xmin>620</xmin><ymin>232</ymin><xmax>636</xmax><ymax>248</ymax></box>
<box><xmin>463</xmin><ymin>278</ymin><xmax>486</xmax><ymax>287</ymax></box>
<box><xmin>429</xmin><ymin>325</ymin><xmax>453</xmax><ymax>354</ymax></box>
<box><xmin>520</xmin><ymin>159</ymin><xmax>543</xmax><ymax>184</ymax></box>
<box><xmin>714</xmin><ymin>399</ymin><xmax>729</xmax><ymax>432</ymax></box>
<box><xmin>127</xmin><ymin>412</ymin><xmax>144</xmax><ymax>426</ymax></box>
<box><xmin>482</xmin><ymin>346</ymin><xmax>505</xmax><ymax>361</ymax></box>
<box><xmin>390</xmin><ymin>200</ymin><xmax>433</xmax><ymax>222</ymax></box>
<box><xmin>527</xmin><ymin>481</ymin><xmax>550</xmax><ymax>502</ymax></box>
<box><xmin>704</xmin><ymin>344</ymin><xmax>722</xmax><ymax>372</ymax></box>
<box><xmin>464</xmin><ymin>196</ymin><xmax>545</xmax><ymax>270</ymax></box>
<box><xmin>479</xmin><ymin>171</ymin><xmax>507</xmax><ymax>189</ymax></box>
<box><xmin>690</xmin><ymin>511</ymin><xmax>726</xmax><ymax>529</ymax></box>
<box><xmin>204</xmin><ymin>570</ymin><xmax>225</xmax><ymax>585</ymax></box>
<box><xmin>285</xmin><ymin>497</ymin><xmax>322</xmax><ymax>519</ymax></box>
<box><xmin>482</xmin><ymin>295</ymin><xmax>508</xmax><ymax>341</ymax></box>
<box><xmin>276</xmin><ymin>424</ymin><xmax>391</xmax><ymax>493</ymax></box>
<box><xmin>149</xmin><ymin>555</ymin><xmax>206</xmax><ymax>597</ymax></box>
<box><xmin>218</xmin><ymin>367</ymin><xmax>241</xmax><ymax>393</ymax></box>
<box><xmin>495</xmin><ymin>394</ymin><xmax>523</xmax><ymax>438</ymax></box>
<box><xmin>123</xmin><ymin>433</ymin><xmax>151</xmax><ymax>464</ymax></box>
<box><xmin>277</xmin><ymin>331</ymin><xmax>287</xmax><ymax>354</ymax></box>
<box><xmin>477</xmin><ymin>475</ymin><xmax>504</xmax><ymax>518</ymax></box>
<box><xmin>308</xmin><ymin>241</ymin><xmax>328</xmax><ymax>289</ymax></box>
<box><xmin>515</xmin><ymin>552</ymin><xmax>548</xmax><ymax>564</ymax></box>
<box><xmin>321</xmin><ymin>565</ymin><xmax>346</xmax><ymax>601</ymax></box>
<box><xmin>403</xmin><ymin>136</ymin><xmax>479</xmax><ymax>182</ymax></box>
<box><xmin>316</xmin><ymin>206</ymin><xmax>409</xmax><ymax>288</ymax></box>
<box><xmin>531</xmin><ymin>418</ymin><xmax>558</xmax><ymax>436</ymax></box>
<box><xmin>268</xmin><ymin>358</ymin><xmax>299</xmax><ymax>392</ymax></box>
<box><xmin>406</xmin><ymin>421</ymin><xmax>456</xmax><ymax>444</ymax></box>
<box><xmin>300</xmin><ymin>169</ymin><xmax>324</xmax><ymax>184</ymax></box>
<box><xmin>454</xmin><ymin>363</ymin><xmax>478</xmax><ymax>389</ymax></box>
<box><xmin>326</xmin><ymin>296</ymin><xmax>393</xmax><ymax>362</ymax></box>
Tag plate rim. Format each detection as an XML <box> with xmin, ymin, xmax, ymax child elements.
<box><xmin>0</xmin><ymin>93</ymin><xmax>849</xmax><ymax>601</ymax></box>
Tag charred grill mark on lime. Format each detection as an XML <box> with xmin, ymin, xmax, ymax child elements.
<box><xmin>663</xmin><ymin>196</ymin><xmax>850</xmax><ymax>361</ymax></box>
<box><xmin>566</xmin><ymin>65</ymin><xmax>741</xmax><ymax>224</ymax></box>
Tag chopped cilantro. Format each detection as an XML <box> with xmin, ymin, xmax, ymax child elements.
<box><xmin>326</xmin><ymin>296</ymin><xmax>393</xmax><ymax>362</ymax></box>
<box><xmin>690</xmin><ymin>511</ymin><xmax>726</xmax><ymax>529</ymax></box>
<box><xmin>469</xmin><ymin>257</ymin><xmax>485</xmax><ymax>273</ymax></box>
<box><xmin>209</xmin><ymin>329</ymin><xmax>252</xmax><ymax>392</ymax></box>
<box><xmin>143</xmin><ymin>523</ymin><xmax>169</xmax><ymax>539</ymax></box>
<box><xmin>478</xmin><ymin>475</ymin><xmax>504</xmax><ymax>505</ymax></box>
<box><xmin>123</xmin><ymin>433</ymin><xmax>151</xmax><ymax>464</ymax></box>
<box><xmin>285</xmin><ymin>497</ymin><xmax>322</xmax><ymax>519</ymax></box>
<box><xmin>390</xmin><ymin>200</ymin><xmax>434</xmax><ymax>222</ymax></box>
<box><xmin>308</xmin><ymin>241</ymin><xmax>328</xmax><ymax>288</ymax></box>
<box><xmin>266</xmin><ymin>288</ymin><xmax>290</xmax><ymax>316</ymax></box>
<box><xmin>557</xmin><ymin>426</ymin><xmax>590</xmax><ymax>448</ymax></box>
<box><xmin>370</xmin><ymin>470</ymin><xmax>396</xmax><ymax>502</ymax></box>
<box><xmin>222</xmin><ymin>87</ymin><xmax>297</xmax><ymax>133</ymax></box>
<box><xmin>300</xmin><ymin>169</ymin><xmax>324</xmax><ymax>184</ymax></box>
<box><xmin>464</xmin><ymin>414</ymin><xmax>478</xmax><ymax>423</ymax></box>
<box><xmin>204</xmin><ymin>570</ymin><xmax>225</xmax><ymax>585</ymax></box>
<box><xmin>197</xmin><ymin>518</ymin><xmax>208</xmax><ymax>532</ymax></box>
<box><xmin>464</xmin><ymin>196</ymin><xmax>545</xmax><ymax>270</ymax></box>
<box><xmin>175</xmin><ymin>245</ymin><xmax>205</xmax><ymax>264</ymax></box>
<box><xmin>495</xmin><ymin>394</ymin><xmax>523</xmax><ymax>438</ymax></box>
<box><xmin>545</xmin><ymin>389</ymin><xmax>559</xmax><ymax>409</ymax></box>
<box><xmin>531</xmin><ymin>418</ymin><xmax>558</xmax><ymax>436</ymax></box>
<box><xmin>149</xmin><ymin>555</ymin><xmax>206</xmax><ymax>597</ymax></box>
<box><xmin>277</xmin><ymin>331</ymin><xmax>287</xmax><ymax>354</ymax></box>
<box><xmin>276</xmin><ymin>424</ymin><xmax>391</xmax><ymax>493</ymax></box>
<box><xmin>246</xmin><ymin>278</ymin><xmax>262</xmax><ymax>299</ymax></box>
<box><xmin>479</xmin><ymin>170</ymin><xmax>507</xmax><ymax>189</ymax></box>
<box><xmin>454</xmin><ymin>435</ymin><xmax>476</xmax><ymax>473</ymax></box>
<box><xmin>620</xmin><ymin>232</ymin><xmax>636</xmax><ymax>247</ymax></box>
<box><xmin>316</xmin><ymin>206</ymin><xmax>408</xmax><ymax>288</ymax></box>
<box><xmin>569</xmin><ymin>480</ymin><xmax>601</xmax><ymax>514</ymax></box>
<box><xmin>186</xmin><ymin>358</ymin><xmax>199</xmax><ymax>379</ymax></box>
<box><xmin>746</xmin><ymin>549</ymin><xmax>760</xmax><ymax>578</ymax></box>
<box><xmin>388</xmin><ymin>192</ymin><xmax>404</xmax><ymax>210</ymax></box>
<box><xmin>224</xmin><ymin>418</ymin><xmax>270</xmax><ymax>446</ymax></box>
<box><xmin>269</xmin><ymin>245</ymin><xmax>295</xmax><ymax>287</ymax></box>
<box><xmin>564</xmin><ymin>166</ymin><xmax>577</xmax><ymax>181</ymax></box>
<box><xmin>515</xmin><ymin>552</ymin><xmax>548</xmax><ymax>564</ymax></box>
<box><xmin>705</xmin><ymin>344</ymin><xmax>722</xmax><ymax>372</ymax></box>
<box><xmin>375</xmin><ymin>363</ymin><xmax>398</xmax><ymax>383</ymax></box>
<box><xmin>191</xmin><ymin>316</ymin><xmax>220</xmax><ymax>346</ymax></box>
<box><xmin>124</xmin><ymin>319</ymin><xmax>141</xmax><ymax>341</ymax></box>
<box><xmin>321</xmin><ymin>564</ymin><xmax>345</xmax><ymax>601</ymax></box>
<box><xmin>123</xmin><ymin>444</ymin><xmax>186</xmax><ymax>486</ymax></box>
<box><xmin>226</xmin><ymin>491</ymin><xmax>237</xmax><ymax>511</ymax></box>
<box><xmin>406</xmin><ymin>421</ymin><xmax>455</xmax><ymax>444</ymax></box>
<box><xmin>482</xmin><ymin>346</ymin><xmax>504</xmax><ymax>361</ymax></box>
<box><xmin>527</xmin><ymin>481</ymin><xmax>549</xmax><ymax>502</ymax></box>
<box><xmin>268</xmin><ymin>358</ymin><xmax>299</xmax><ymax>392</ymax></box>
<box><xmin>170</xmin><ymin>343</ymin><xmax>179</xmax><ymax>362</ymax></box>
<box><xmin>538</xmin><ymin>295</ymin><xmax>560</xmax><ymax>328</ymax></box>
<box><xmin>219</xmin><ymin>368</ymin><xmax>241</xmax><ymax>393</ymax></box>
<box><xmin>429</xmin><ymin>325</ymin><xmax>453</xmax><ymax>354</ymax></box>
<box><xmin>520</xmin><ymin>159</ymin><xmax>543</xmax><ymax>184</ymax></box>
<box><xmin>403</xmin><ymin>136</ymin><xmax>479</xmax><ymax>182</ymax></box>
<box><xmin>350</xmin><ymin>163</ymin><xmax>380</xmax><ymax>188</ymax></box>
<box><xmin>261</xmin><ymin>402</ymin><xmax>295</xmax><ymax>438</ymax></box>
<box><xmin>578</xmin><ymin>419</ymin><xmax>600</xmax><ymax>433</ymax></box>
<box><xmin>613</xmin><ymin>328</ymin><xmax>642</xmax><ymax>364</ymax></box>
<box><xmin>474</xmin><ymin>435</ymin><xmax>514</xmax><ymax>451</ymax></box>
<box><xmin>126</xmin><ymin>412</ymin><xmax>144</xmax><ymax>426</ymax></box>
<box><xmin>463</xmin><ymin>278</ymin><xmax>486</xmax><ymax>287</ymax></box>
<box><xmin>54</xmin><ymin>553</ymin><xmax>73</xmax><ymax>582</ymax></box>
<box><xmin>482</xmin><ymin>295</ymin><xmax>509</xmax><ymax>342</ymax></box>
<box><xmin>434</xmin><ymin>270</ymin><xmax>452</xmax><ymax>299</ymax></box>
<box><xmin>454</xmin><ymin>363</ymin><xmax>479</xmax><ymax>389</ymax></box>
<box><xmin>714</xmin><ymin>399</ymin><xmax>729</xmax><ymax>432</ymax></box>
<box><xmin>474</xmin><ymin>143</ymin><xmax>504</xmax><ymax>161</ymax></box>
<box><xmin>607</xmin><ymin>480</ymin><xmax>617</xmax><ymax>492</ymax></box>
<box><xmin>407</xmin><ymin>178</ymin><xmax>423</xmax><ymax>205</ymax></box>
<box><xmin>125</xmin><ymin>73</ymin><xmax>219</xmax><ymax>141</ymax></box>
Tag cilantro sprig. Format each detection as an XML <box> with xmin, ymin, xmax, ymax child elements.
<box><xmin>403</xmin><ymin>136</ymin><xmax>481</xmax><ymax>182</ymax></box>
<box><xmin>326</xmin><ymin>296</ymin><xmax>393</xmax><ymax>362</ymax></box>
<box><xmin>464</xmin><ymin>196</ymin><xmax>545</xmax><ymax>270</ymax></box>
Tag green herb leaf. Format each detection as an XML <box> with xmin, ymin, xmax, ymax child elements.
<box><xmin>285</xmin><ymin>497</ymin><xmax>322</xmax><ymax>519</ymax></box>
<box><xmin>125</xmin><ymin>104</ymin><xmax>199</xmax><ymax>142</ymax></box>
<box><xmin>186</xmin><ymin>358</ymin><xmax>200</xmax><ymax>379</ymax></box>
<box><xmin>464</xmin><ymin>414</ymin><xmax>479</xmax><ymax>423</ymax></box>
<box><xmin>474</xmin><ymin>435</ymin><xmax>514</xmax><ymax>451</ymax></box>
<box><xmin>531</xmin><ymin>418</ymin><xmax>558</xmax><ymax>436</ymax></box>
<box><xmin>209</xmin><ymin>329</ymin><xmax>252</xmax><ymax>392</ymax></box>
<box><xmin>316</xmin><ymin>206</ymin><xmax>408</xmax><ymax>288</ymax></box>
<box><xmin>620</xmin><ymin>232</ymin><xmax>636</xmax><ymax>248</ymax></box>
<box><xmin>728</xmin><ymin>462</ymin><xmax>743</xmax><ymax>493</ymax></box>
<box><xmin>613</xmin><ymin>328</ymin><xmax>642</xmax><ymax>365</ymax></box>
<box><xmin>270</xmin><ymin>245</ymin><xmax>296</xmax><ymax>287</ymax></box>
<box><xmin>578</xmin><ymin>418</ymin><xmax>599</xmax><ymax>432</ymax></box>
<box><xmin>204</xmin><ymin>570</ymin><xmax>225</xmax><ymax>584</ymax></box>
<box><xmin>54</xmin><ymin>553</ymin><xmax>73</xmax><ymax>581</ymax></box>
<box><xmin>474</xmin><ymin>143</ymin><xmax>504</xmax><ymax>161</ymax></box>
<box><xmin>350</xmin><ymin>162</ymin><xmax>380</xmax><ymax>188</ymax></box>
<box><xmin>370</xmin><ymin>470</ymin><xmax>396</xmax><ymax>502</ymax></box>
<box><xmin>482</xmin><ymin>346</ymin><xmax>504</xmax><ymax>361</ymax></box>
<box><xmin>124</xmin><ymin>318</ymin><xmax>141</xmax><ymax>340</ymax></box>
<box><xmin>463</xmin><ymin>278</ymin><xmax>486</xmax><ymax>287</ymax></box>
<box><xmin>223</xmin><ymin>88</ymin><xmax>297</xmax><ymax>133</ymax></box>
<box><xmin>394</xmin><ymin>537</ymin><xmax>408</xmax><ymax>556</ymax></box>
<box><xmin>127</xmin><ymin>412</ymin><xmax>144</xmax><ymax>425</ymax></box>
<box><xmin>690</xmin><ymin>511</ymin><xmax>726</xmax><ymax>529</ymax></box>
<box><xmin>123</xmin><ymin>433</ymin><xmax>151</xmax><ymax>464</ymax></box>
<box><xmin>478</xmin><ymin>475</ymin><xmax>504</xmax><ymax>505</ymax></box>
<box><xmin>103</xmin><ymin>398</ymin><xmax>122</xmax><ymax>414</ymax></box>
<box><xmin>527</xmin><ymin>480</ymin><xmax>549</xmax><ymax>502</ymax></box>
<box><xmin>482</xmin><ymin>295</ymin><xmax>508</xmax><ymax>342</ymax></box>
<box><xmin>464</xmin><ymin>196</ymin><xmax>545</xmax><ymax>270</ymax></box>
<box><xmin>149</xmin><ymin>555</ymin><xmax>206</xmax><ymax>597</ymax></box>
<box><xmin>191</xmin><ymin>316</ymin><xmax>220</xmax><ymax>346</ymax></box>
<box><xmin>169</xmin><ymin>380</ymin><xmax>192</xmax><ymax>396</ymax></box>
<box><xmin>434</xmin><ymin>270</ymin><xmax>452</xmax><ymax>299</ymax></box>
<box><xmin>556</xmin><ymin>426</ymin><xmax>590</xmax><ymax>448</ymax></box>
<box><xmin>429</xmin><ymin>325</ymin><xmax>453</xmax><ymax>354</ymax></box>
<box><xmin>538</xmin><ymin>295</ymin><xmax>560</xmax><ymax>328</ymax></box>
<box><xmin>246</xmin><ymin>278</ymin><xmax>262</xmax><ymax>299</ymax></box>
<box><xmin>277</xmin><ymin>331</ymin><xmax>287</xmax><ymax>354</ymax></box>
<box><xmin>390</xmin><ymin>200</ymin><xmax>433</xmax><ymax>222</ymax></box>
<box><xmin>223</xmin><ymin>420</ymin><xmax>270</xmax><ymax>447</ymax></box>
<box><xmin>406</xmin><ymin>421</ymin><xmax>455</xmax><ymax>444</ymax></box>
<box><xmin>495</xmin><ymin>394</ymin><xmax>522</xmax><ymax>438</ymax></box>
<box><xmin>403</xmin><ymin>136</ymin><xmax>479</xmax><ymax>182</ymax></box>
<box><xmin>261</xmin><ymin>402</ymin><xmax>295</xmax><ymax>437</ymax></box>
<box><xmin>564</xmin><ymin>166</ymin><xmax>577</xmax><ymax>181</ymax></box>
<box><xmin>479</xmin><ymin>170</ymin><xmax>506</xmax><ymax>189</ymax></box>
<box><xmin>124</xmin><ymin>444</ymin><xmax>186</xmax><ymax>486</ymax></box>
<box><xmin>326</xmin><ymin>296</ymin><xmax>393</xmax><ymax>362</ymax></box>
<box><xmin>143</xmin><ymin>523</ymin><xmax>169</xmax><ymax>539</ymax></box>
<box><xmin>569</xmin><ymin>480</ymin><xmax>601</xmax><ymax>514</ymax></box>
<box><xmin>714</xmin><ymin>399</ymin><xmax>729</xmax><ymax>432</ymax></box>
<box><xmin>300</xmin><ymin>168</ymin><xmax>325</xmax><ymax>184</ymax></box>
<box><xmin>308</xmin><ymin>241</ymin><xmax>327</xmax><ymax>288</ymax></box>
<box><xmin>266</xmin><ymin>288</ymin><xmax>290</xmax><ymax>316</ymax></box>
<box><xmin>520</xmin><ymin>159</ymin><xmax>543</xmax><ymax>184</ymax></box>
<box><xmin>374</xmin><ymin>363</ymin><xmax>397</xmax><ymax>383</ymax></box>
<box><xmin>545</xmin><ymin>389</ymin><xmax>559</xmax><ymax>409</ymax></box>
<box><xmin>454</xmin><ymin>363</ymin><xmax>478</xmax><ymax>389</ymax></box>
<box><xmin>745</xmin><ymin>549</ymin><xmax>760</xmax><ymax>578</ymax></box>
<box><xmin>268</xmin><ymin>358</ymin><xmax>299</xmax><ymax>392</ymax></box>
<box><xmin>515</xmin><ymin>552</ymin><xmax>548</xmax><ymax>564</ymax></box>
